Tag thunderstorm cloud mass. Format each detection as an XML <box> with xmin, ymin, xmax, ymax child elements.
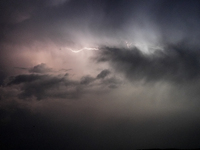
<box><xmin>1</xmin><ymin>0</ymin><xmax>200</xmax><ymax>149</ymax></box>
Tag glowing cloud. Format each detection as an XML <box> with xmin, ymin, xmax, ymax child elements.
<box><xmin>65</xmin><ymin>47</ymin><xmax>99</xmax><ymax>53</ymax></box>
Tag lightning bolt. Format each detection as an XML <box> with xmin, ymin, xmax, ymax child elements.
<box><xmin>66</xmin><ymin>47</ymin><xmax>99</xmax><ymax>53</ymax></box>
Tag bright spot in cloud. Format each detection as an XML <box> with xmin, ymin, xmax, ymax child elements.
<box><xmin>65</xmin><ymin>47</ymin><xmax>99</xmax><ymax>53</ymax></box>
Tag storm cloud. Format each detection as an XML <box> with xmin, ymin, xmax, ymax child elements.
<box><xmin>1</xmin><ymin>0</ymin><xmax>200</xmax><ymax>149</ymax></box>
<box><xmin>29</xmin><ymin>63</ymin><xmax>53</xmax><ymax>73</ymax></box>
<box><xmin>5</xmin><ymin>64</ymin><xmax>119</xmax><ymax>100</ymax></box>
<box><xmin>96</xmin><ymin>44</ymin><xmax>200</xmax><ymax>83</ymax></box>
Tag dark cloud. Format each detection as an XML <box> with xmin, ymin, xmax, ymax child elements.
<box><xmin>108</xmin><ymin>84</ymin><xmax>118</xmax><ymax>89</ymax></box>
<box><xmin>8</xmin><ymin>74</ymin><xmax>48</xmax><ymax>85</ymax></box>
<box><xmin>29</xmin><ymin>63</ymin><xmax>52</xmax><ymax>73</ymax></box>
<box><xmin>7</xmin><ymin>73</ymin><xmax>79</xmax><ymax>100</ymax></box>
<box><xmin>80</xmin><ymin>75</ymin><xmax>95</xmax><ymax>85</ymax></box>
<box><xmin>79</xmin><ymin>69</ymin><xmax>119</xmax><ymax>89</ymax></box>
<box><xmin>96</xmin><ymin>44</ymin><xmax>200</xmax><ymax>84</ymax></box>
<box><xmin>96</xmin><ymin>69</ymin><xmax>110</xmax><ymax>79</ymax></box>
<box><xmin>15</xmin><ymin>64</ymin><xmax>71</xmax><ymax>74</ymax></box>
<box><xmin>99</xmin><ymin>77</ymin><xmax>121</xmax><ymax>90</ymax></box>
<box><xmin>5</xmin><ymin>69</ymin><xmax>118</xmax><ymax>100</ymax></box>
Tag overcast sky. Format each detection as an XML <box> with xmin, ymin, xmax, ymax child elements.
<box><xmin>1</xmin><ymin>0</ymin><xmax>200</xmax><ymax>149</ymax></box>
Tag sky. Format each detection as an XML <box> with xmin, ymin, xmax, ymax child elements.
<box><xmin>1</xmin><ymin>0</ymin><xmax>200</xmax><ymax>149</ymax></box>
